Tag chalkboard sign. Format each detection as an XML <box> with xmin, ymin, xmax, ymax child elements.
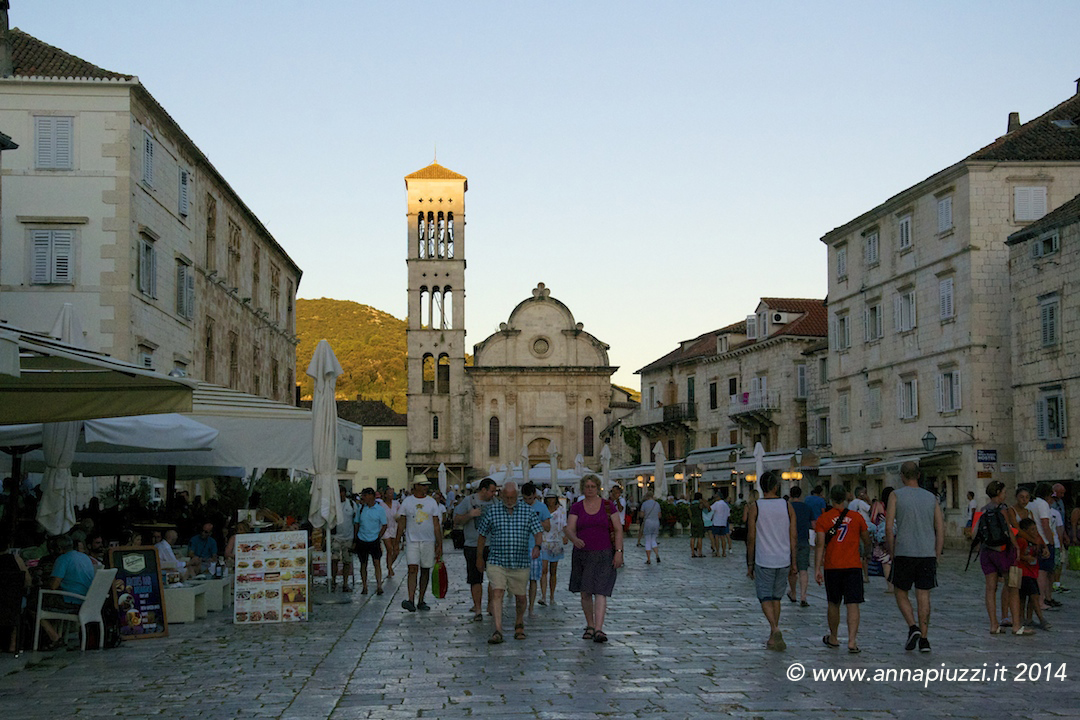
<box><xmin>107</xmin><ymin>546</ymin><xmax>169</xmax><ymax>640</ymax></box>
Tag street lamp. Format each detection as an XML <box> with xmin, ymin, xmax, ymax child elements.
<box><xmin>794</xmin><ymin>448</ymin><xmax>803</xmax><ymax>465</ymax></box>
<box><xmin>922</xmin><ymin>425</ymin><xmax>973</xmax><ymax>451</ymax></box>
<box><xmin>922</xmin><ymin>431</ymin><xmax>937</xmax><ymax>452</ymax></box>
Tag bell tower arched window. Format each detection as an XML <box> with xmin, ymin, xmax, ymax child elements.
<box><xmin>437</xmin><ymin>354</ymin><xmax>450</xmax><ymax>394</ymax></box>
<box><xmin>437</xmin><ymin>212</ymin><xmax>446</xmax><ymax>258</ymax></box>
<box><xmin>417</xmin><ymin>212</ymin><xmax>426</xmax><ymax>258</ymax></box>
<box><xmin>426</xmin><ymin>211</ymin><xmax>436</xmax><ymax>259</ymax></box>
<box><xmin>422</xmin><ymin>354</ymin><xmax>435</xmax><ymax>394</ymax></box>
<box><xmin>432</xmin><ymin>415</ymin><xmax>440</xmax><ymax>440</ymax></box>
<box><xmin>419</xmin><ymin>286</ymin><xmax>430</xmax><ymax>329</ymax></box>
<box><xmin>446</xmin><ymin>212</ymin><xmax>455</xmax><ymax>258</ymax></box>
<box><xmin>583</xmin><ymin>416</ymin><xmax>595</xmax><ymax>457</ymax></box>
<box><xmin>489</xmin><ymin>416</ymin><xmax>500</xmax><ymax>457</ymax></box>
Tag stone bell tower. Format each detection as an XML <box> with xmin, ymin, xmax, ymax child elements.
<box><xmin>404</xmin><ymin>162</ymin><xmax>469</xmax><ymax>483</ymax></box>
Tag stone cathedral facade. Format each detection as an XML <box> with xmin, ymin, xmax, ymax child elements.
<box><xmin>404</xmin><ymin>162</ymin><xmax>622</xmax><ymax>485</ymax></box>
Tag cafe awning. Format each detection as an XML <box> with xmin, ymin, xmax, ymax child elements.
<box><xmin>817</xmin><ymin>456</ymin><xmax>882</xmax><ymax>476</ymax></box>
<box><xmin>684</xmin><ymin>444</ymin><xmax>742</xmax><ymax>466</ymax></box>
<box><xmin>735</xmin><ymin>451</ymin><xmax>795</xmax><ymax>474</ymax></box>
<box><xmin>864</xmin><ymin>451</ymin><xmax>959</xmax><ymax>476</ymax></box>
<box><xmin>0</xmin><ymin>324</ymin><xmax>197</xmax><ymax>424</ymax></box>
<box><xmin>610</xmin><ymin>459</ymin><xmax>683</xmax><ymax>481</ymax></box>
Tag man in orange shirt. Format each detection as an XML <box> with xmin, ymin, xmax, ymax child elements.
<box><xmin>815</xmin><ymin>485</ymin><xmax>871</xmax><ymax>653</ymax></box>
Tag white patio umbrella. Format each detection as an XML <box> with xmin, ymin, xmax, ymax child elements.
<box><xmin>36</xmin><ymin>304</ymin><xmax>86</xmax><ymax>535</ymax></box>
<box><xmin>600</xmin><ymin>444</ymin><xmax>612</xmax><ymax>486</ymax></box>
<box><xmin>574</xmin><ymin>453</ymin><xmax>585</xmax><ymax>477</ymax></box>
<box><xmin>438</xmin><ymin>462</ymin><xmax>448</xmax><ymax>495</ymax></box>
<box><xmin>754</xmin><ymin>442</ymin><xmax>766</xmax><ymax>484</ymax></box>
<box><xmin>548</xmin><ymin>441</ymin><xmax>559</xmax><ymax>487</ymax></box>
<box><xmin>520</xmin><ymin>444</ymin><xmax>530</xmax><ymax>482</ymax></box>
<box><xmin>653</xmin><ymin>441</ymin><xmax>667</xmax><ymax>499</ymax></box>
<box><xmin>306</xmin><ymin>340</ymin><xmax>343</xmax><ymax>532</ymax></box>
<box><xmin>488</xmin><ymin>463</ymin><xmax>497</xmax><ymax>477</ymax></box>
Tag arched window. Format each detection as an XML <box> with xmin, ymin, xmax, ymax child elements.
<box><xmin>417</xmin><ymin>212</ymin><xmax>426</xmax><ymax>258</ymax></box>
<box><xmin>489</xmin><ymin>416</ymin><xmax>500</xmax><ymax>457</ymax></box>
<box><xmin>422</xmin><ymin>354</ymin><xmax>435</xmax><ymax>394</ymax></box>
<box><xmin>432</xmin><ymin>415</ymin><xmax>439</xmax><ymax>440</ymax></box>
<box><xmin>583</xmin><ymin>416</ymin><xmax>595</xmax><ymax>457</ymax></box>
<box><xmin>442</xmin><ymin>287</ymin><xmax>453</xmax><ymax>329</ymax></box>
<box><xmin>419</xmin><ymin>286</ymin><xmax>430</xmax><ymax>329</ymax></box>
<box><xmin>446</xmin><ymin>212</ymin><xmax>455</xmax><ymax>258</ymax></box>
<box><xmin>431</xmin><ymin>286</ymin><xmax>443</xmax><ymax>329</ymax></box>
<box><xmin>437</xmin><ymin>211</ymin><xmax>446</xmax><ymax>258</ymax></box>
<box><xmin>437</xmin><ymin>354</ymin><xmax>450</xmax><ymax>394</ymax></box>
<box><xmin>426</xmin><ymin>211</ymin><xmax>435</xmax><ymax>259</ymax></box>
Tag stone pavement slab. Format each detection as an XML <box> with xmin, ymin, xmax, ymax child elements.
<box><xmin>1</xmin><ymin>537</ymin><xmax>1078</xmax><ymax>718</ymax></box>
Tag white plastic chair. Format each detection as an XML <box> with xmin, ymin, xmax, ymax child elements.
<box><xmin>34</xmin><ymin>567</ymin><xmax>117</xmax><ymax>651</ymax></box>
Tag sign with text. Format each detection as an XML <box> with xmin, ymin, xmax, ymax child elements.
<box><xmin>977</xmin><ymin>449</ymin><xmax>998</xmax><ymax>463</ymax></box>
<box><xmin>233</xmin><ymin>531</ymin><xmax>309</xmax><ymax>624</ymax></box>
<box><xmin>108</xmin><ymin>546</ymin><xmax>168</xmax><ymax>640</ymax></box>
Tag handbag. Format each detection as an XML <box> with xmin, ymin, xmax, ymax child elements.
<box><xmin>431</xmin><ymin>559</ymin><xmax>449</xmax><ymax>599</ymax></box>
<box><xmin>1008</xmin><ymin>565</ymin><xmax>1022</xmax><ymax>589</ymax></box>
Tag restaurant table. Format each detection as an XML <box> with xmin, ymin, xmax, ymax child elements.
<box><xmin>188</xmin><ymin>576</ymin><xmax>231</xmax><ymax>612</ymax></box>
<box><xmin>163</xmin><ymin>584</ymin><xmax>207</xmax><ymax>623</ymax></box>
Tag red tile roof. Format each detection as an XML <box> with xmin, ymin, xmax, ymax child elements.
<box><xmin>635</xmin><ymin>320</ymin><xmax>745</xmax><ymax>375</ymax></box>
<box><xmin>967</xmin><ymin>91</ymin><xmax>1080</xmax><ymax>163</ymax></box>
<box><xmin>10</xmin><ymin>28</ymin><xmax>132</xmax><ymax>80</ymax></box>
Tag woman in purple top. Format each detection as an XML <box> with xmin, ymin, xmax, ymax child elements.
<box><xmin>565</xmin><ymin>473</ymin><xmax>624</xmax><ymax>643</ymax></box>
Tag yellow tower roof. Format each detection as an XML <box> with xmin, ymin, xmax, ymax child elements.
<box><xmin>405</xmin><ymin>162</ymin><xmax>467</xmax><ymax>189</ymax></box>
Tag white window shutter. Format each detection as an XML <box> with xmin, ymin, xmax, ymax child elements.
<box><xmin>746</xmin><ymin>315</ymin><xmax>757</xmax><ymax>340</ymax></box>
<box><xmin>143</xmin><ymin>132</ymin><xmax>154</xmax><ymax>186</ymax></box>
<box><xmin>1060</xmin><ymin>392</ymin><xmax>1068</xmax><ymax>437</ymax></box>
<box><xmin>151</xmin><ymin>245</ymin><xmax>157</xmax><ymax>297</ymax></box>
<box><xmin>938</xmin><ymin>196</ymin><xmax>952</xmax><ymax>232</ymax></box>
<box><xmin>31</xmin><ymin>230</ymin><xmax>51</xmax><ymax>283</ymax></box>
<box><xmin>179</xmin><ymin>169</ymin><xmax>190</xmax><ymax>216</ymax></box>
<box><xmin>894</xmin><ymin>296</ymin><xmax>902</xmax><ymax>332</ymax></box>
<box><xmin>953</xmin><ymin>370</ymin><xmax>962</xmax><ymax>410</ymax></box>
<box><xmin>1015</xmin><ymin>187</ymin><xmax>1031</xmax><ymax>221</ymax></box>
<box><xmin>186</xmin><ymin>266</ymin><xmax>195</xmax><ymax>317</ymax></box>
<box><xmin>863</xmin><ymin>309</ymin><xmax>870</xmax><ymax>342</ymax></box>
<box><xmin>760</xmin><ymin>375</ymin><xmax>767</xmax><ymax>398</ymax></box>
<box><xmin>34</xmin><ymin>117</ymin><xmax>53</xmax><ymax>168</ymax></box>
<box><xmin>936</xmin><ymin>374</ymin><xmax>944</xmax><ymax>413</ymax></box>
<box><xmin>52</xmin><ymin>230</ymin><xmax>73</xmax><ymax>283</ymax></box>
<box><xmin>54</xmin><ymin>117</ymin><xmax>73</xmax><ymax>168</ymax></box>
<box><xmin>911</xmin><ymin>378</ymin><xmax>919</xmax><ymax>417</ymax></box>
<box><xmin>1036</xmin><ymin>398</ymin><xmax>1047</xmax><ymax>439</ymax></box>
<box><xmin>908</xmin><ymin>291</ymin><xmax>917</xmax><ymax>328</ymax></box>
<box><xmin>897</xmin><ymin>381</ymin><xmax>904</xmax><ymax>419</ymax></box>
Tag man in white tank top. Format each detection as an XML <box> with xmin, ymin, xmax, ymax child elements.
<box><xmin>745</xmin><ymin>470</ymin><xmax>797</xmax><ymax>651</ymax></box>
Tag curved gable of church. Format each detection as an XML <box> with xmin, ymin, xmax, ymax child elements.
<box><xmin>473</xmin><ymin>283</ymin><xmax>610</xmax><ymax>368</ymax></box>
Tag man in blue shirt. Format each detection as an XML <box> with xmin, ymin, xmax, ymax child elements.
<box><xmin>188</xmin><ymin>522</ymin><xmax>219</xmax><ymax>574</ymax></box>
<box><xmin>521</xmin><ymin>482</ymin><xmax>552</xmax><ymax>614</ymax></box>
<box><xmin>805</xmin><ymin>486</ymin><xmax>827</xmax><ymax>521</ymax></box>
<box><xmin>789</xmin><ymin>486</ymin><xmax>814</xmax><ymax>606</ymax></box>
<box><xmin>476</xmin><ymin>482</ymin><xmax>542</xmax><ymax>644</ymax></box>
<box><xmin>40</xmin><ymin>534</ymin><xmax>95</xmax><ymax>649</ymax></box>
<box><xmin>353</xmin><ymin>487</ymin><xmax>388</xmax><ymax>596</ymax></box>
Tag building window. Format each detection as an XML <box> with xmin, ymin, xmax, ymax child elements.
<box><xmin>837</xmin><ymin>390</ymin><xmax>850</xmax><ymax>431</ymax></box>
<box><xmin>286</xmin><ymin>281</ymin><xmax>295</xmax><ymax>330</ymax></box>
<box><xmin>142</xmin><ymin>131</ymin><xmax>155</xmax><ymax>187</ymax></box>
<box><xmin>757</xmin><ymin>311</ymin><xmax>769</xmax><ymax>338</ymax></box>
<box><xmin>898</xmin><ymin>214</ymin><xmax>912</xmax><ymax>250</ymax></box>
<box><xmin>432</xmin><ymin>415</ymin><xmax>440</xmax><ymax>441</ymax></box>
<box><xmin>376</xmin><ymin>477</ymin><xmax>389</xmax><ymax>490</ymax></box>
<box><xmin>864</xmin><ymin>230</ymin><xmax>879</xmax><ymax>266</ymax></box>
<box><xmin>1015</xmin><ymin>186</ymin><xmax>1047</xmax><ymax>222</ymax></box>
<box><xmin>227</xmin><ymin>331</ymin><xmax>239</xmax><ymax>388</ymax></box>
<box><xmin>1040</xmin><ymin>295</ymin><xmax>1060</xmax><ymax>347</ymax></box>
<box><xmin>649</xmin><ymin>386</ymin><xmax>656</xmax><ymax>408</ymax></box>
<box><xmin>376</xmin><ymin>439</ymin><xmax>392</xmax><ymax>460</ymax></box>
<box><xmin>745</xmin><ymin>315</ymin><xmax>757</xmax><ymax>340</ymax></box>
<box><xmin>897</xmin><ymin>377</ymin><xmax>919</xmax><ymax>420</ymax></box>
<box><xmin>686</xmin><ymin>377</ymin><xmax>695</xmax><ymax>405</ymax></box>
<box><xmin>137</xmin><ymin>344</ymin><xmax>154</xmax><ymax>370</ymax></box>
<box><xmin>819</xmin><ymin>357</ymin><xmax>828</xmax><ymax>384</ymax></box>
<box><xmin>584</xmin><ymin>416</ymin><xmax>595</xmax><ymax>457</ymax></box>
<box><xmin>1032</xmin><ymin>231</ymin><xmax>1060</xmax><ymax>259</ymax></box>
<box><xmin>894</xmin><ymin>289</ymin><xmax>917</xmax><ymax>332</ymax></box>
<box><xmin>667</xmin><ymin>438</ymin><xmax>675</xmax><ymax>459</ymax></box>
<box><xmin>1036</xmin><ymin>388</ymin><xmax>1068</xmax><ymax>441</ymax></box>
<box><xmin>253</xmin><ymin>345</ymin><xmax>261</xmax><ymax>396</ymax></box>
<box><xmin>864</xmin><ymin>303</ymin><xmax>883</xmax><ymax>342</ymax></box>
<box><xmin>488</xmin><ymin>417</ymin><xmax>500</xmax><ymax>457</ymax></box>
<box><xmin>867</xmin><ymin>384</ymin><xmax>882</xmax><ymax>425</ymax></box>
<box><xmin>270</xmin><ymin>357</ymin><xmax>279</xmax><ymax>400</ymax></box>
<box><xmin>251</xmin><ymin>243</ymin><xmax>261</xmax><ymax>307</ymax></box>
<box><xmin>227</xmin><ymin>220</ymin><xmax>242</xmax><ymax>288</ymax></box>
<box><xmin>796</xmin><ymin>363</ymin><xmax>807</xmax><ymax>399</ymax></box>
<box><xmin>717</xmin><ymin>336</ymin><xmax>728</xmax><ymax>353</ymax></box>
<box><xmin>205</xmin><ymin>194</ymin><xmax>217</xmax><ymax>272</ymax></box>
<box><xmin>728</xmin><ymin>377</ymin><xmax>738</xmax><ymax>398</ymax></box>
<box><xmin>833</xmin><ymin>313</ymin><xmax>851</xmax><ymax>350</ymax></box>
<box><xmin>709</xmin><ymin>382</ymin><xmax>718</xmax><ymax>410</ymax></box>
<box><xmin>138</xmin><ymin>235</ymin><xmax>157</xmax><ymax>298</ymax></box>
<box><xmin>204</xmin><ymin>317</ymin><xmax>215</xmax><ymax>382</ymax></box>
<box><xmin>34</xmin><ymin>116</ymin><xmax>74</xmax><ymax>170</ymax></box>
<box><xmin>270</xmin><ymin>264</ymin><xmax>281</xmax><ymax>324</ymax></box>
<box><xmin>936</xmin><ymin>369</ymin><xmax>961</xmax><ymax>413</ymax></box>
<box><xmin>939</xmin><ymin>278</ymin><xmax>954</xmax><ymax>320</ymax></box>
<box><xmin>178</xmin><ymin>169</ymin><xmax>191</xmax><ymax>216</ymax></box>
<box><xmin>817</xmin><ymin>416</ymin><xmax>830</xmax><ymax>446</ymax></box>
<box><xmin>176</xmin><ymin>260</ymin><xmax>195</xmax><ymax>319</ymax></box>
<box><xmin>937</xmin><ymin>195</ymin><xmax>953</xmax><ymax>233</ymax></box>
<box><xmin>30</xmin><ymin>229</ymin><xmax>74</xmax><ymax>284</ymax></box>
<box><xmin>836</xmin><ymin>244</ymin><xmax>847</xmax><ymax>279</ymax></box>
<box><xmin>437</xmin><ymin>354</ymin><xmax>450</xmax><ymax>394</ymax></box>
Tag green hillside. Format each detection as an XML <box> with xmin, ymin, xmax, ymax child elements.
<box><xmin>295</xmin><ymin>298</ymin><xmax>407</xmax><ymax>411</ymax></box>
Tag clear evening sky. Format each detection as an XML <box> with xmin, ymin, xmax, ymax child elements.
<box><xmin>14</xmin><ymin>2</ymin><xmax>1080</xmax><ymax>387</ymax></box>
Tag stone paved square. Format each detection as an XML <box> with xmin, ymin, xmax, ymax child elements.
<box><xmin>2</xmin><ymin>537</ymin><xmax>1077</xmax><ymax>718</ymax></box>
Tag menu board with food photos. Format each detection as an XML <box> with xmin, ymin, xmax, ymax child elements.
<box><xmin>233</xmin><ymin>531</ymin><xmax>309</xmax><ymax>624</ymax></box>
<box><xmin>108</xmin><ymin>546</ymin><xmax>168</xmax><ymax>640</ymax></box>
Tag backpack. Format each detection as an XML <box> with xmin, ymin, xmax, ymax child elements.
<box><xmin>965</xmin><ymin>504</ymin><xmax>1010</xmax><ymax>570</ymax></box>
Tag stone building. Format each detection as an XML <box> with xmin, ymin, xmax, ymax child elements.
<box><xmin>1006</xmin><ymin>192</ymin><xmax>1080</xmax><ymax>489</ymax></box>
<box><xmin>819</xmin><ymin>83</ymin><xmax>1080</xmax><ymax>535</ymax></box>
<box><xmin>0</xmin><ymin>28</ymin><xmax>301</xmax><ymax>400</ymax></box>
<box><xmin>630</xmin><ymin>298</ymin><xmax>827</xmax><ymax>498</ymax></box>
<box><xmin>403</xmin><ymin>162</ymin><xmax>631</xmax><ymax>484</ymax></box>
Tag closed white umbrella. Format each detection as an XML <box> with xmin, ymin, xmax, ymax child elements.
<box><xmin>438</xmin><ymin>462</ymin><xmax>448</xmax><ymax>496</ymax></box>
<box><xmin>548</xmin><ymin>441</ymin><xmax>559</xmax><ymax>487</ymax></box>
<box><xmin>574</xmin><ymin>453</ymin><xmax>585</xmax><ymax>477</ymax></box>
<box><xmin>754</xmin><ymin>442</ymin><xmax>766</xmax><ymax>484</ymax></box>
<box><xmin>600</xmin><ymin>444</ymin><xmax>612</xmax><ymax>486</ymax></box>
<box><xmin>306</xmin><ymin>340</ymin><xmax>343</xmax><ymax>532</ymax></box>
<box><xmin>653</xmin><ymin>441</ymin><xmax>667</xmax><ymax>499</ymax></box>
<box><xmin>36</xmin><ymin>304</ymin><xmax>85</xmax><ymax>535</ymax></box>
<box><xmin>520</xmin><ymin>444</ymin><xmax>530</xmax><ymax>480</ymax></box>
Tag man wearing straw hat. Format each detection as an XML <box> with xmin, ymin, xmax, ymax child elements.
<box><xmin>397</xmin><ymin>475</ymin><xmax>442</xmax><ymax>612</ymax></box>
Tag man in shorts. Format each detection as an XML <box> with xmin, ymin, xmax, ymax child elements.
<box><xmin>745</xmin><ymin>471</ymin><xmax>797</xmax><ymax>651</ymax></box>
<box><xmin>848</xmin><ymin>487</ymin><xmax>872</xmax><ymax>582</ymax></box>
<box><xmin>331</xmin><ymin>485</ymin><xmax>358</xmax><ymax>592</ymax></box>
<box><xmin>885</xmin><ymin>461</ymin><xmax>944</xmax><ymax>652</ymax></box>
<box><xmin>1029</xmin><ymin>483</ymin><xmax>1058</xmax><ymax>608</ymax></box>
<box><xmin>521</xmin><ymin>482</ymin><xmax>552</xmax><ymax>614</ymax></box>
<box><xmin>453</xmin><ymin>477</ymin><xmax>496</xmax><ymax>621</ymax></box>
<box><xmin>476</xmin><ymin>481</ymin><xmax>542</xmax><ymax>644</ymax></box>
<box><xmin>353</xmin><ymin>487</ymin><xmax>388</xmax><ymax>595</ymax></box>
<box><xmin>397</xmin><ymin>476</ymin><xmax>442</xmax><ymax>612</ymax></box>
<box><xmin>815</xmin><ymin>485</ymin><xmax>870</xmax><ymax>652</ymax></box>
<box><xmin>789</xmin><ymin>486</ymin><xmax>813</xmax><ymax>606</ymax></box>
<box><xmin>711</xmin><ymin>493</ymin><xmax>732</xmax><ymax>557</ymax></box>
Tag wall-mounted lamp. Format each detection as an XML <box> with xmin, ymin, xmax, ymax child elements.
<box><xmin>921</xmin><ymin>425</ymin><xmax>974</xmax><ymax>452</ymax></box>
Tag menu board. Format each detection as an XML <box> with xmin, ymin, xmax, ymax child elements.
<box><xmin>108</xmin><ymin>546</ymin><xmax>168</xmax><ymax>640</ymax></box>
<box><xmin>233</xmin><ymin>531</ymin><xmax>309</xmax><ymax>624</ymax></box>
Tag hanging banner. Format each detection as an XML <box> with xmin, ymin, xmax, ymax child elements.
<box><xmin>233</xmin><ymin>531</ymin><xmax>309</xmax><ymax>624</ymax></box>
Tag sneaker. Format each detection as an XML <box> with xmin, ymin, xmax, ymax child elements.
<box><xmin>401</xmin><ymin>600</ymin><xmax>416</xmax><ymax>612</ymax></box>
<box><xmin>918</xmin><ymin>637</ymin><xmax>931</xmax><ymax>653</ymax></box>
<box><xmin>417</xmin><ymin>601</ymin><xmax>431</xmax><ymax>611</ymax></box>
<box><xmin>905</xmin><ymin>626</ymin><xmax>921</xmax><ymax>651</ymax></box>
<box><xmin>1047</xmin><ymin>598</ymin><xmax>1063</xmax><ymax>608</ymax></box>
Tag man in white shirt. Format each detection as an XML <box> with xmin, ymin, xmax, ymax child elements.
<box><xmin>397</xmin><ymin>476</ymin><xmax>442</xmax><ymax>612</ymax></box>
<box><xmin>332</xmin><ymin>485</ymin><xmax>358</xmax><ymax>592</ymax></box>
<box><xmin>156</xmin><ymin>529</ymin><xmax>192</xmax><ymax>580</ymax></box>
<box><xmin>1029</xmin><ymin>484</ymin><xmax>1058</xmax><ymax>607</ymax></box>
<box><xmin>711</xmin><ymin>495</ymin><xmax>732</xmax><ymax>557</ymax></box>
<box><xmin>849</xmin><ymin>487</ymin><xmax>873</xmax><ymax>582</ymax></box>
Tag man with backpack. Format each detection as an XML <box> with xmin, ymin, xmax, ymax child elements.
<box><xmin>972</xmin><ymin>481</ymin><xmax>1025</xmax><ymax>635</ymax></box>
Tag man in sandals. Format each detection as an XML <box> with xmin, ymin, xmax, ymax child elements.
<box><xmin>814</xmin><ymin>485</ymin><xmax>870</xmax><ymax>653</ymax></box>
<box><xmin>476</xmin><ymin>481</ymin><xmax>542</xmax><ymax>644</ymax></box>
